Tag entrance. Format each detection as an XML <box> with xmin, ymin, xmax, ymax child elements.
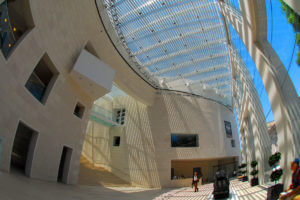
<box><xmin>10</xmin><ymin>122</ymin><xmax>38</xmax><ymax>176</ymax></box>
<box><xmin>57</xmin><ymin>146</ymin><xmax>72</xmax><ymax>183</ymax></box>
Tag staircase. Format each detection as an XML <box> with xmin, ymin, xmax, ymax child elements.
<box><xmin>78</xmin><ymin>156</ymin><xmax>131</xmax><ymax>187</ymax></box>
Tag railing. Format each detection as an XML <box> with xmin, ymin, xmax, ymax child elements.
<box><xmin>0</xmin><ymin>0</ymin><xmax>16</xmax><ymax>58</ymax></box>
<box><xmin>90</xmin><ymin>104</ymin><xmax>121</xmax><ymax>127</ymax></box>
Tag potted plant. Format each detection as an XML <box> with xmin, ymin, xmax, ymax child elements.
<box><xmin>267</xmin><ymin>152</ymin><xmax>284</xmax><ymax>200</ymax></box>
<box><xmin>250</xmin><ymin>161</ymin><xmax>259</xmax><ymax>186</ymax></box>
<box><xmin>239</xmin><ymin>163</ymin><xmax>248</xmax><ymax>182</ymax></box>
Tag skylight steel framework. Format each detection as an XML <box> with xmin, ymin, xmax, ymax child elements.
<box><xmin>97</xmin><ymin>0</ymin><xmax>233</xmax><ymax>108</ymax></box>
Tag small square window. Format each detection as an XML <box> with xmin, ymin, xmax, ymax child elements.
<box><xmin>231</xmin><ymin>139</ymin><xmax>235</xmax><ymax>148</ymax></box>
<box><xmin>74</xmin><ymin>102</ymin><xmax>85</xmax><ymax>119</ymax></box>
<box><xmin>113</xmin><ymin>136</ymin><xmax>120</xmax><ymax>146</ymax></box>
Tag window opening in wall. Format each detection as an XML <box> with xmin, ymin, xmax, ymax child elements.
<box><xmin>171</xmin><ymin>168</ymin><xmax>174</xmax><ymax>180</ymax></box>
<box><xmin>25</xmin><ymin>54</ymin><xmax>58</xmax><ymax>104</ymax></box>
<box><xmin>10</xmin><ymin>121</ymin><xmax>38</xmax><ymax>176</ymax></box>
<box><xmin>0</xmin><ymin>0</ymin><xmax>34</xmax><ymax>58</ymax></box>
<box><xmin>171</xmin><ymin>134</ymin><xmax>198</xmax><ymax>147</ymax></box>
<box><xmin>113</xmin><ymin>136</ymin><xmax>120</xmax><ymax>147</ymax></box>
<box><xmin>231</xmin><ymin>139</ymin><xmax>235</xmax><ymax>148</ymax></box>
<box><xmin>115</xmin><ymin>109</ymin><xmax>125</xmax><ymax>125</ymax></box>
<box><xmin>57</xmin><ymin>146</ymin><xmax>73</xmax><ymax>183</ymax></box>
<box><xmin>73</xmin><ymin>102</ymin><xmax>85</xmax><ymax>119</ymax></box>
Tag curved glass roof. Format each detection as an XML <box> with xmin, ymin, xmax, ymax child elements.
<box><xmin>98</xmin><ymin>0</ymin><xmax>233</xmax><ymax>108</ymax></box>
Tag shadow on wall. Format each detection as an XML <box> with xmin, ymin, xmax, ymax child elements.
<box><xmin>112</xmin><ymin>96</ymin><xmax>161</xmax><ymax>188</ymax></box>
<box><xmin>81</xmin><ymin>94</ymin><xmax>161</xmax><ymax>188</ymax></box>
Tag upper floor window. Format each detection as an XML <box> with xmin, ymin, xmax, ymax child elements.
<box><xmin>171</xmin><ymin>134</ymin><xmax>198</xmax><ymax>147</ymax></box>
<box><xmin>231</xmin><ymin>139</ymin><xmax>235</xmax><ymax>148</ymax></box>
<box><xmin>73</xmin><ymin>102</ymin><xmax>85</xmax><ymax>119</ymax></box>
<box><xmin>1</xmin><ymin>0</ymin><xmax>34</xmax><ymax>58</ymax></box>
<box><xmin>115</xmin><ymin>108</ymin><xmax>125</xmax><ymax>125</ymax></box>
<box><xmin>25</xmin><ymin>53</ymin><xmax>58</xmax><ymax>104</ymax></box>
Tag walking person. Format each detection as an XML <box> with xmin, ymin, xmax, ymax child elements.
<box><xmin>192</xmin><ymin>171</ymin><xmax>200</xmax><ymax>192</ymax></box>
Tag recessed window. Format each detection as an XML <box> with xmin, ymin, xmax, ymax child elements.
<box><xmin>25</xmin><ymin>54</ymin><xmax>58</xmax><ymax>104</ymax></box>
<box><xmin>1</xmin><ymin>0</ymin><xmax>34</xmax><ymax>58</ymax></box>
<box><xmin>171</xmin><ymin>134</ymin><xmax>198</xmax><ymax>147</ymax></box>
<box><xmin>74</xmin><ymin>103</ymin><xmax>85</xmax><ymax>119</ymax></box>
<box><xmin>115</xmin><ymin>109</ymin><xmax>125</xmax><ymax>125</ymax></box>
<box><xmin>231</xmin><ymin>139</ymin><xmax>235</xmax><ymax>148</ymax></box>
<box><xmin>113</xmin><ymin>136</ymin><xmax>120</xmax><ymax>146</ymax></box>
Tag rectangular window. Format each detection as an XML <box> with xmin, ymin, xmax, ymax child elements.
<box><xmin>171</xmin><ymin>134</ymin><xmax>198</xmax><ymax>147</ymax></box>
<box><xmin>73</xmin><ymin>102</ymin><xmax>85</xmax><ymax>119</ymax></box>
<box><xmin>113</xmin><ymin>136</ymin><xmax>120</xmax><ymax>146</ymax></box>
<box><xmin>224</xmin><ymin>121</ymin><xmax>232</xmax><ymax>138</ymax></box>
<box><xmin>231</xmin><ymin>139</ymin><xmax>235</xmax><ymax>148</ymax></box>
<box><xmin>115</xmin><ymin>109</ymin><xmax>125</xmax><ymax>125</ymax></box>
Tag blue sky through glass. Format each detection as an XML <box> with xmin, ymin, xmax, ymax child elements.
<box><xmin>266</xmin><ymin>0</ymin><xmax>300</xmax><ymax>95</ymax></box>
<box><xmin>228</xmin><ymin>23</ymin><xmax>274</xmax><ymax>123</ymax></box>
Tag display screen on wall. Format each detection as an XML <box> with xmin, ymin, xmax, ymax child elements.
<box><xmin>224</xmin><ymin>121</ymin><xmax>232</xmax><ymax>138</ymax></box>
<box><xmin>171</xmin><ymin>134</ymin><xmax>198</xmax><ymax>147</ymax></box>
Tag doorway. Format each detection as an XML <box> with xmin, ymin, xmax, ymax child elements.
<box><xmin>10</xmin><ymin>122</ymin><xmax>38</xmax><ymax>176</ymax></box>
<box><xmin>57</xmin><ymin>146</ymin><xmax>73</xmax><ymax>183</ymax></box>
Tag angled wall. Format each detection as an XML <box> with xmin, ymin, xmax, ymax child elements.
<box><xmin>82</xmin><ymin>92</ymin><xmax>240</xmax><ymax>188</ymax></box>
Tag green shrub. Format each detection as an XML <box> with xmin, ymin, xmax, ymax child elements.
<box><xmin>250</xmin><ymin>170</ymin><xmax>259</xmax><ymax>176</ymax></box>
<box><xmin>240</xmin><ymin>163</ymin><xmax>247</xmax><ymax>168</ymax></box>
<box><xmin>270</xmin><ymin>169</ymin><xmax>283</xmax><ymax>182</ymax></box>
<box><xmin>268</xmin><ymin>152</ymin><xmax>281</xmax><ymax>167</ymax></box>
<box><xmin>269</xmin><ymin>152</ymin><xmax>283</xmax><ymax>184</ymax></box>
<box><xmin>250</xmin><ymin>160</ymin><xmax>259</xmax><ymax>178</ymax></box>
<box><xmin>251</xmin><ymin>161</ymin><xmax>258</xmax><ymax>168</ymax></box>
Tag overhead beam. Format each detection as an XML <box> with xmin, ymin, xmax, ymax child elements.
<box><xmin>120</xmin><ymin>2</ymin><xmax>216</xmax><ymax>37</ymax></box>
<box><xmin>144</xmin><ymin>39</ymin><xmax>227</xmax><ymax>67</ymax></box>
<box><xmin>188</xmin><ymin>72</ymin><xmax>232</xmax><ymax>86</ymax></box>
<box><xmin>163</xmin><ymin>63</ymin><xmax>229</xmax><ymax>83</ymax></box>
<box><xmin>133</xmin><ymin>24</ymin><xmax>223</xmax><ymax>56</ymax></box>
<box><xmin>153</xmin><ymin>52</ymin><xmax>228</xmax><ymax>75</ymax></box>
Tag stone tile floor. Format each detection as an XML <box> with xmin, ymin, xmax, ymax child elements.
<box><xmin>0</xmin><ymin>171</ymin><xmax>268</xmax><ymax>200</ymax></box>
<box><xmin>153</xmin><ymin>179</ymin><xmax>267</xmax><ymax>200</ymax></box>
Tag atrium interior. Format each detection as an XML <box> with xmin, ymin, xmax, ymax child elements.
<box><xmin>0</xmin><ymin>0</ymin><xmax>299</xmax><ymax>199</ymax></box>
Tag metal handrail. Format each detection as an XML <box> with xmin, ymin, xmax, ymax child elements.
<box><xmin>91</xmin><ymin>104</ymin><xmax>117</xmax><ymax>122</ymax></box>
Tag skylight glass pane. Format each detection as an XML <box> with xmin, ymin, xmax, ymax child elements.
<box><xmin>100</xmin><ymin>0</ymin><xmax>233</xmax><ymax>108</ymax></box>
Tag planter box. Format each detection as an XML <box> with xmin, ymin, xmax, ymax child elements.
<box><xmin>267</xmin><ymin>184</ymin><xmax>283</xmax><ymax>200</ymax></box>
<box><xmin>250</xmin><ymin>178</ymin><xmax>259</xmax><ymax>186</ymax></box>
<box><xmin>242</xmin><ymin>176</ymin><xmax>248</xmax><ymax>182</ymax></box>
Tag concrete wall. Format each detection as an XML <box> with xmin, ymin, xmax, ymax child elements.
<box><xmin>0</xmin><ymin>0</ymin><xmax>155</xmax><ymax>184</ymax></box>
<box><xmin>82</xmin><ymin>92</ymin><xmax>240</xmax><ymax>188</ymax></box>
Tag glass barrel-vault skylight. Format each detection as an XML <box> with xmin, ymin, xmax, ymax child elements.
<box><xmin>97</xmin><ymin>0</ymin><xmax>233</xmax><ymax>108</ymax></box>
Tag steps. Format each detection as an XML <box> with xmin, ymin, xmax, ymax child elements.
<box><xmin>78</xmin><ymin>156</ymin><xmax>131</xmax><ymax>187</ymax></box>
